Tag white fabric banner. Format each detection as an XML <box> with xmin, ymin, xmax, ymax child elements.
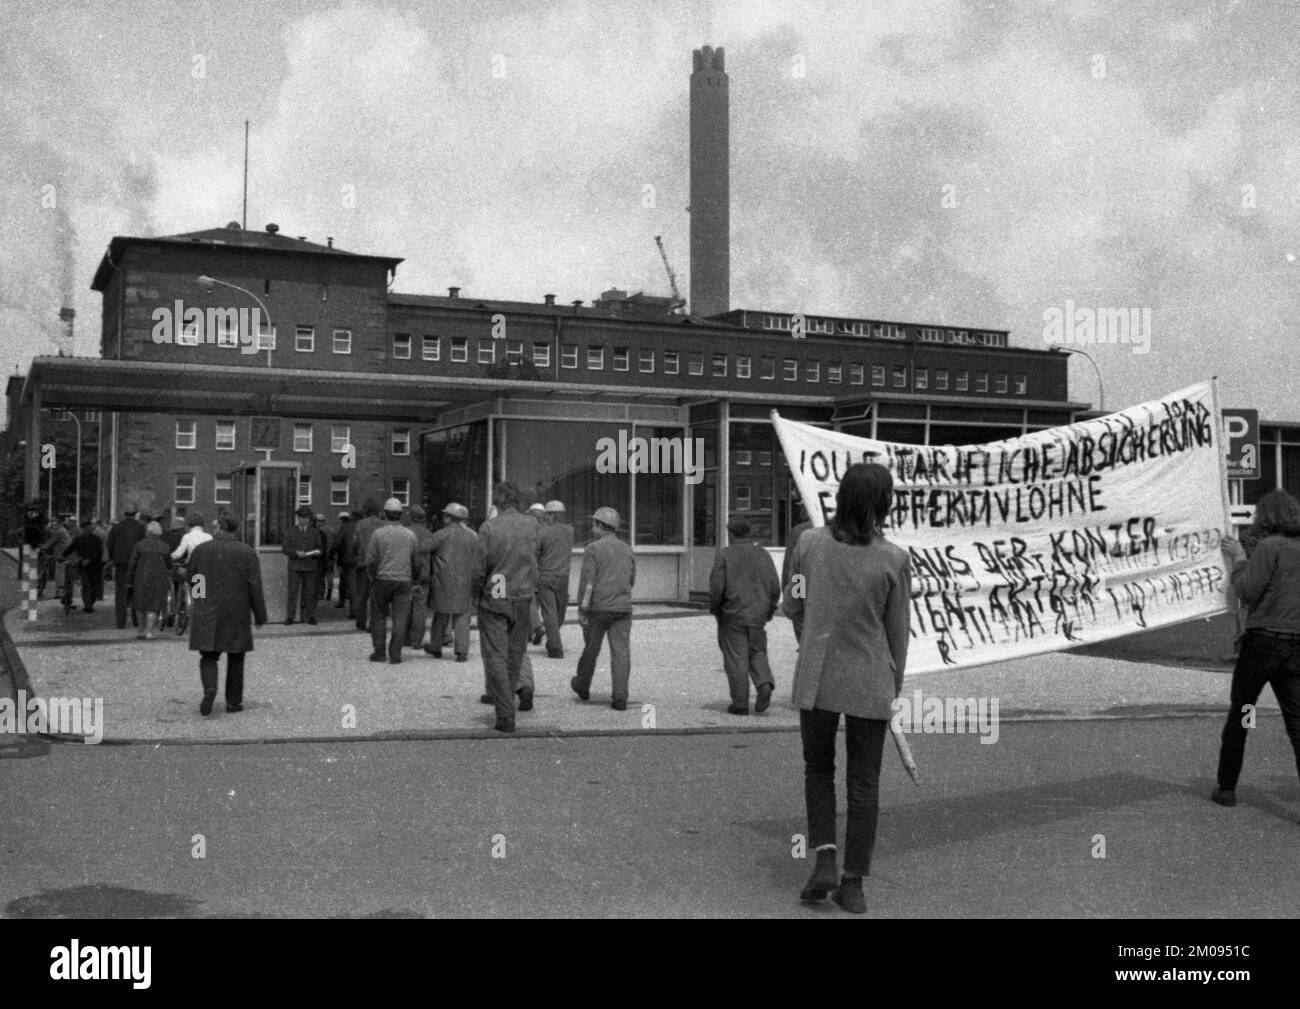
<box><xmin>773</xmin><ymin>380</ymin><xmax>1233</xmax><ymax>674</ymax></box>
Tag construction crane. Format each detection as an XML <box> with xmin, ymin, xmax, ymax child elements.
<box><xmin>654</xmin><ymin>235</ymin><xmax>687</xmax><ymax>313</ymax></box>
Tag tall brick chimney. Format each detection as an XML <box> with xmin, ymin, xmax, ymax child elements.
<box><xmin>690</xmin><ymin>45</ymin><xmax>729</xmax><ymax>319</ymax></box>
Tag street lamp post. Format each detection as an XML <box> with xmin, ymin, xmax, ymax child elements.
<box><xmin>197</xmin><ymin>275</ymin><xmax>275</xmax><ymax>368</ymax></box>
<box><xmin>1059</xmin><ymin>346</ymin><xmax>1105</xmax><ymax>414</ymax></box>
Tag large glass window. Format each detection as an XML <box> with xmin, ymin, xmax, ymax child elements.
<box><xmin>422</xmin><ymin>422</ymin><xmax>489</xmax><ymax>526</ymax></box>
<box><xmin>727</xmin><ymin>422</ymin><xmax>794</xmax><ymax>545</ymax></box>
<box><xmin>691</xmin><ymin>422</ymin><xmax>719</xmax><ymax>547</ymax></box>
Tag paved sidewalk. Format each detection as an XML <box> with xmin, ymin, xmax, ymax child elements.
<box><xmin>3</xmin><ymin>585</ymin><xmax>1275</xmax><ymax>743</ymax></box>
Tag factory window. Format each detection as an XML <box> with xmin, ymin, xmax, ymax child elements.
<box><xmin>587</xmin><ymin>346</ymin><xmax>604</xmax><ymax>370</ymax></box>
<box><xmin>293</xmin><ymin>423</ymin><xmax>313</xmax><ymax>453</ymax></box>
<box><xmin>1013</xmin><ymin>374</ymin><xmax>1027</xmax><ymax>395</ymax></box>
<box><xmin>450</xmin><ymin>337</ymin><xmax>468</xmax><ymax>363</ymax></box>
<box><xmin>893</xmin><ymin>366</ymin><xmax>907</xmax><ymax>388</ymax></box>
<box><xmin>297</xmin><ymin>476</ymin><xmax>312</xmax><ymax>506</ymax></box>
<box><xmin>759</xmin><ymin>357</ymin><xmax>775</xmax><ymax>380</ymax></box>
<box><xmin>391</xmin><ymin>478</ymin><xmax>410</xmax><ymax>508</ymax></box>
<box><xmin>423</xmin><ymin>335</ymin><xmax>440</xmax><ymax>361</ymax></box>
<box><xmin>849</xmin><ymin>364</ymin><xmax>865</xmax><ymax>386</ymax></box>
<box><xmin>918</xmin><ymin>328</ymin><xmax>943</xmax><ymax>343</ymax></box>
<box><xmin>215</xmin><ymin>316</ymin><xmax>238</xmax><ymax>348</ymax></box>
<box><xmin>663</xmin><ymin>351</ymin><xmax>679</xmax><ymax>375</ymax></box>
<box><xmin>915</xmin><ymin>368</ymin><xmax>928</xmax><ymax>391</ymax></box>
<box><xmin>975</xmin><ymin>372</ymin><xmax>989</xmax><ymax>393</ymax></box>
<box><xmin>809</xmin><ymin>318</ymin><xmax>833</xmax><ymax>334</ymax></box>
<box><xmin>935</xmin><ymin>369</ymin><xmax>949</xmax><ymax>391</ymax></box>
<box><xmin>332</xmin><ymin>329</ymin><xmax>352</xmax><ymax>354</ymax></box>
<box><xmin>256</xmin><ymin>323</ymin><xmax>276</xmax><ymax>351</ymax></box>
<box><xmin>175</xmin><ymin>473</ymin><xmax>196</xmax><ymax>505</ymax></box>
<box><xmin>783</xmin><ymin>359</ymin><xmax>798</xmax><ymax>382</ymax></box>
<box><xmin>478</xmin><ymin>340</ymin><xmax>495</xmax><ymax>364</ymax></box>
<box><xmin>689</xmin><ymin>353</ymin><xmax>704</xmax><ymax>376</ymax></box>
<box><xmin>805</xmin><ymin>361</ymin><xmax>820</xmax><ymax>383</ymax></box>
<box><xmin>177</xmin><ymin>317</ymin><xmax>199</xmax><ymax>346</ymax></box>
<box><xmin>331</xmin><ymin>477</ymin><xmax>350</xmax><ymax>507</ymax></box>
<box><xmin>995</xmin><ymin>373</ymin><xmax>1008</xmax><ymax>394</ymax></box>
<box><xmin>763</xmin><ymin>315</ymin><xmax>790</xmax><ymax>331</ymax></box>
<box><xmin>735</xmin><ymin>450</ymin><xmax>752</xmax><ymax>466</ymax></box>
<box><xmin>214</xmin><ymin>475</ymin><xmax>232</xmax><ymax>505</ymax></box>
<box><xmin>827</xmin><ymin>362</ymin><xmax>842</xmax><ymax>384</ymax></box>
<box><xmin>393</xmin><ymin>333</ymin><xmax>412</xmax><ymax>360</ymax></box>
<box><xmin>215</xmin><ymin>421</ymin><xmax>236</xmax><ymax>451</ymax></box>
<box><xmin>331</xmin><ymin>425</ymin><xmax>351</xmax><ymax>453</ymax></box>
<box><xmin>506</xmin><ymin>341</ymin><xmax>523</xmax><ymax>365</ymax></box>
<box><xmin>639</xmin><ymin>349</ymin><xmax>655</xmax><ymax>373</ymax></box>
<box><xmin>736</xmin><ymin>356</ymin><xmax>751</xmax><ymax>379</ymax></box>
<box><xmin>955</xmin><ymin>371</ymin><xmax>969</xmax><ymax>392</ymax></box>
<box><xmin>295</xmin><ymin>327</ymin><xmax>315</xmax><ymax>352</ymax></box>
<box><xmin>392</xmin><ymin>429</ymin><xmax>410</xmax><ymax>456</ymax></box>
<box><xmin>561</xmin><ymin>343</ymin><xmax>578</xmax><ymax>368</ymax></box>
<box><xmin>613</xmin><ymin>347</ymin><xmax>630</xmax><ymax>372</ymax></box>
<box><xmin>735</xmin><ymin>485</ymin><xmax>752</xmax><ymax>510</ymax></box>
<box><xmin>876</xmin><ymin>324</ymin><xmax>904</xmax><ymax>340</ymax></box>
<box><xmin>534</xmin><ymin>342</ymin><xmax>551</xmax><ymax>368</ymax></box>
<box><xmin>953</xmin><ymin>330</ymin><xmax>972</xmax><ymax>345</ymax></box>
<box><xmin>871</xmin><ymin>365</ymin><xmax>886</xmax><ymax>387</ymax></box>
<box><xmin>845</xmin><ymin>321</ymin><xmax>869</xmax><ymax>336</ymax></box>
<box><xmin>176</xmin><ymin>420</ymin><xmax>197</xmax><ymax>450</ymax></box>
<box><xmin>712</xmin><ymin>353</ymin><xmax>728</xmax><ymax>378</ymax></box>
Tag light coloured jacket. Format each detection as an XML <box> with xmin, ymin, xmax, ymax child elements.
<box><xmin>782</xmin><ymin>526</ymin><xmax>912</xmax><ymax>720</ymax></box>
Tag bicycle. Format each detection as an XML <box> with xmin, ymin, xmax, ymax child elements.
<box><xmin>169</xmin><ymin>566</ymin><xmax>191</xmax><ymax>635</ymax></box>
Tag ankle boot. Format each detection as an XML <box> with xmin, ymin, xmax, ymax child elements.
<box><xmin>799</xmin><ymin>847</ymin><xmax>840</xmax><ymax>901</ymax></box>
<box><xmin>833</xmin><ymin>875</ymin><xmax>867</xmax><ymax>914</ymax></box>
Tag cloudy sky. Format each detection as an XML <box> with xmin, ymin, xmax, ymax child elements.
<box><xmin>2</xmin><ymin>0</ymin><xmax>1298</xmax><ymax>415</ymax></box>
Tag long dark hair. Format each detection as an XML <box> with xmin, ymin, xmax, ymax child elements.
<box><xmin>1251</xmin><ymin>489</ymin><xmax>1300</xmax><ymax>538</ymax></box>
<box><xmin>831</xmin><ymin>462</ymin><xmax>893</xmax><ymax>545</ymax></box>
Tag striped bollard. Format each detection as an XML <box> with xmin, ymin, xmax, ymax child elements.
<box><xmin>22</xmin><ymin>547</ymin><xmax>38</xmax><ymax>622</ymax></box>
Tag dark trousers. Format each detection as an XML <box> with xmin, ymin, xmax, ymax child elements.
<box><xmin>537</xmin><ymin>579</ymin><xmax>569</xmax><ymax>652</ymax></box>
<box><xmin>80</xmin><ymin>564</ymin><xmax>103</xmax><ymax>611</ymax></box>
<box><xmin>369</xmin><ymin>579</ymin><xmax>412</xmax><ymax>661</ymax></box>
<box><xmin>199</xmin><ymin>651</ymin><xmax>246</xmax><ymax>706</ymax></box>
<box><xmin>479</xmin><ymin>598</ymin><xmax>532</xmax><ymax>722</ymax></box>
<box><xmin>113</xmin><ymin>567</ymin><xmax>134</xmax><ymax>628</ymax></box>
<box><xmin>337</xmin><ymin>565</ymin><xmax>352</xmax><ymax>608</ymax></box>
<box><xmin>352</xmin><ymin>568</ymin><xmax>371</xmax><ymax>630</ymax></box>
<box><xmin>716</xmin><ymin>619</ymin><xmax>774</xmax><ymax>706</ymax></box>
<box><xmin>1217</xmin><ymin>630</ymin><xmax>1300</xmax><ymax>789</ymax></box>
<box><xmin>318</xmin><ymin>562</ymin><xmax>331</xmax><ymax>600</ymax></box>
<box><xmin>800</xmin><ymin>708</ymin><xmax>888</xmax><ymax>877</ymax></box>
<box><xmin>407</xmin><ymin>585</ymin><xmax>429</xmax><ymax>647</ymax></box>
<box><xmin>575</xmin><ymin>610</ymin><xmax>632</xmax><ymax>703</ymax></box>
<box><xmin>430</xmin><ymin>610</ymin><xmax>471</xmax><ymax>656</ymax></box>
<box><xmin>286</xmin><ymin>568</ymin><xmax>319</xmax><ymax>622</ymax></box>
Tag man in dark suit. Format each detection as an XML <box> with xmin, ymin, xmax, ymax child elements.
<box><xmin>282</xmin><ymin>504</ymin><xmax>324</xmax><ymax>625</ymax></box>
<box><xmin>107</xmin><ymin>506</ymin><xmax>145</xmax><ymax>628</ymax></box>
<box><xmin>333</xmin><ymin>511</ymin><xmax>355</xmax><ymax>610</ymax></box>
<box><xmin>710</xmin><ymin>515</ymin><xmax>783</xmax><ymax>714</ymax></box>
<box><xmin>351</xmin><ymin>499</ymin><xmax>383</xmax><ymax>631</ymax></box>
<box><xmin>188</xmin><ymin>515</ymin><xmax>268</xmax><ymax>715</ymax></box>
<box><xmin>69</xmin><ymin>519</ymin><xmax>106</xmax><ymax>613</ymax></box>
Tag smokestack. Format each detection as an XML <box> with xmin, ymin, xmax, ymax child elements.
<box><xmin>448</xmin><ymin>286</ymin><xmax>460</xmax><ymax>299</ymax></box>
<box><xmin>543</xmin><ymin>293</ymin><xmax>556</xmax><ymax>306</ymax></box>
<box><xmin>690</xmin><ymin>45</ymin><xmax>729</xmax><ymax>319</ymax></box>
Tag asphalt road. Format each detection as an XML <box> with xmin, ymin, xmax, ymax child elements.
<box><xmin>2</xmin><ymin>718</ymin><xmax>1297</xmax><ymax>919</ymax></box>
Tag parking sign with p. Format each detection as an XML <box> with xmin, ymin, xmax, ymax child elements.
<box><xmin>1223</xmin><ymin>408</ymin><xmax>1259</xmax><ymax>479</ymax></box>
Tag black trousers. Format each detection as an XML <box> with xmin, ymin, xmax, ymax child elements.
<box><xmin>286</xmin><ymin>568</ymin><xmax>319</xmax><ymax>621</ymax></box>
<box><xmin>370</xmin><ymin>579</ymin><xmax>412</xmax><ymax>661</ymax></box>
<box><xmin>80</xmin><ymin>564</ymin><xmax>103</xmax><ymax>610</ymax></box>
<box><xmin>479</xmin><ymin>598</ymin><xmax>532</xmax><ymax>723</ymax></box>
<box><xmin>352</xmin><ymin>568</ymin><xmax>371</xmax><ymax>630</ymax></box>
<box><xmin>716</xmin><ymin>619</ymin><xmax>774</xmax><ymax>706</ymax></box>
<box><xmin>113</xmin><ymin>567</ymin><xmax>134</xmax><ymax>628</ymax></box>
<box><xmin>800</xmin><ymin>708</ymin><xmax>887</xmax><ymax>877</ymax></box>
<box><xmin>537</xmin><ymin>578</ymin><xmax>569</xmax><ymax>653</ymax></box>
<box><xmin>199</xmin><ymin>651</ymin><xmax>246</xmax><ymax>705</ymax></box>
<box><xmin>337</xmin><ymin>565</ymin><xmax>352</xmax><ymax>607</ymax></box>
<box><xmin>1217</xmin><ymin>629</ymin><xmax>1300</xmax><ymax>789</ymax></box>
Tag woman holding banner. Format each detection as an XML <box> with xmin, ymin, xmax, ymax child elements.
<box><xmin>1215</xmin><ymin>490</ymin><xmax>1300</xmax><ymax>809</ymax></box>
<box><xmin>783</xmin><ymin>462</ymin><xmax>912</xmax><ymax>913</ymax></box>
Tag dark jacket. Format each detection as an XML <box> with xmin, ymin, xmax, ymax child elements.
<box><xmin>70</xmin><ymin>532</ymin><xmax>105</xmax><ymax>569</ymax></box>
<box><xmin>125</xmin><ymin>537</ymin><xmax>173</xmax><ymax>612</ymax></box>
<box><xmin>709</xmin><ymin>542</ymin><xmax>781</xmax><ymax>626</ymax></box>
<box><xmin>537</xmin><ymin>522</ymin><xmax>575</xmax><ymax>586</ymax></box>
<box><xmin>187</xmin><ymin>532</ymin><xmax>268</xmax><ymax>653</ymax></box>
<box><xmin>578</xmin><ymin>532</ymin><xmax>635</xmax><ymax>613</ymax></box>
<box><xmin>365</xmin><ymin>521</ymin><xmax>423</xmax><ymax>583</ymax></box>
<box><xmin>1232</xmin><ymin>534</ymin><xmax>1300</xmax><ymax>634</ymax></box>
<box><xmin>282</xmin><ymin>523</ymin><xmax>324</xmax><ymax>572</ymax></box>
<box><xmin>473</xmin><ymin>507</ymin><xmax>539</xmax><ymax>611</ymax></box>
<box><xmin>782</xmin><ymin>527</ymin><xmax>912</xmax><ymax>720</ymax></box>
<box><xmin>430</xmin><ymin>523</ymin><xmax>478</xmax><ymax>613</ymax></box>
<box><xmin>354</xmin><ymin>515</ymin><xmax>384</xmax><ymax>568</ymax></box>
<box><xmin>107</xmin><ymin>519</ymin><xmax>145</xmax><ymax>565</ymax></box>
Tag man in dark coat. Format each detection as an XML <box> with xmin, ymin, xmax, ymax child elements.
<box><xmin>426</xmin><ymin>503</ymin><xmax>477</xmax><ymax>661</ymax></box>
<box><xmin>282</xmin><ymin>504</ymin><xmax>324</xmax><ymax>625</ymax></box>
<box><xmin>314</xmin><ymin>513</ymin><xmax>333</xmax><ymax>602</ymax></box>
<box><xmin>536</xmin><ymin>501</ymin><xmax>574</xmax><ymax>658</ymax></box>
<box><xmin>69</xmin><ymin>519</ymin><xmax>105</xmax><ymax>613</ymax></box>
<box><xmin>333</xmin><ymin>511</ymin><xmax>355</xmax><ymax>610</ymax></box>
<box><xmin>710</xmin><ymin>515</ymin><xmax>783</xmax><ymax>714</ymax></box>
<box><xmin>405</xmin><ymin>505</ymin><xmax>438</xmax><ymax>648</ymax></box>
<box><xmin>107</xmin><ymin>506</ymin><xmax>145</xmax><ymax>628</ymax></box>
<box><xmin>351</xmin><ymin>499</ymin><xmax>383</xmax><ymax>631</ymax></box>
<box><xmin>188</xmin><ymin>515</ymin><xmax>268</xmax><ymax>716</ymax></box>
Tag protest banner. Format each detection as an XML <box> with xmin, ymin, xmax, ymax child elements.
<box><xmin>773</xmin><ymin>380</ymin><xmax>1233</xmax><ymax>674</ymax></box>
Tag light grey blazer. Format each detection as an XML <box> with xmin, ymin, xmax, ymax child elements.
<box><xmin>782</xmin><ymin>526</ymin><xmax>912</xmax><ymax>720</ymax></box>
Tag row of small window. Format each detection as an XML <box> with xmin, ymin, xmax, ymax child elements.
<box><xmin>175</xmin><ymin>421</ymin><xmax>411</xmax><ymax>456</ymax></box>
<box><xmin>173</xmin><ymin>474</ymin><xmax>409</xmax><ymax>508</ymax></box>
<box><xmin>758</xmin><ymin>318</ymin><xmax>1006</xmax><ymax>347</ymax></box>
